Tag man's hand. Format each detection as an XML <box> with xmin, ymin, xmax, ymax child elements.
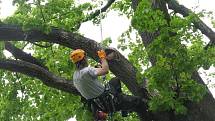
<box><xmin>97</xmin><ymin>50</ymin><xmax>106</xmax><ymax>59</ymax></box>
<box><xmin>95</xmin><ymin>50</ymin><xmax>109</xmax><ymax>76</ymax></box>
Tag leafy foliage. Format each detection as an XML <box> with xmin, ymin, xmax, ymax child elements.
<box><xmin>33</xmin><ymin>43</ymin><xmax>74</xmax><ymax>78</ymax></box>
<box><xmin>129</xmin><ymin>0</ymin><xmax>213</xmax><ymax>114</ymax></box>
<box><xmin>0</xmin><ymin>42</ymin><xmax>4</xmax><ymax>59</ymax></box>
<box><xmin>132</xmin><ymin>0</ymin><xmax>167</xmax><ymax>32</ymax></box>
<box><xmin>118</xmin><ymin>26</ymin><xmax>150</xmax><ymax>84</ymax></box>
<box><xmin>5</xmin><ymin>0</ymin><xmax>92</xmax><ymax>32</ymax></box>
<box><xmin>111</xmin><ymin>0</ymin><xmax>133</xmax><ymax>18</ymax></box>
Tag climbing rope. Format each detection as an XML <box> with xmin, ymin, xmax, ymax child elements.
<box><xmin>99</xmin><ymin>0</ymin><xmax>104</xmax><ymax>42</ymax></box>
<box><xmin>97</xmin><ymin>0</ymin><xmax>107</xmax><ymax>82</ymax></box>
<box><xmin>92</xmin><ymin>2</ymin><xmax>118</xmax><ymax>120</ymax></box>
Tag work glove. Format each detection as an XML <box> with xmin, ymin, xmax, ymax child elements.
<box><xmin>97</xmin><ymin>50</ymin><xmax>106</xmax><ymax>59</ymax></box>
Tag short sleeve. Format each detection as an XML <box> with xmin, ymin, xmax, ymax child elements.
<box><xmin>87</xmin><ymin>67</ymin><xmax>97</xmax><ymax>78</ymax></box>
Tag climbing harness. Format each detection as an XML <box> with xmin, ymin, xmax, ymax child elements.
<box><xmin>88</xmin><ymin>83</ymin><xmax>117</xmax><ymax>121</ymax></box>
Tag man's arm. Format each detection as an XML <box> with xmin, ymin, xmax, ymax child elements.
<box><xmin>94</xmin><ymin>50</ymin><xmax>110</xmax><ymax>76</ymax></box>
<box><xmin>95</xmin><ymin>58</ymin><xmax>109</xmax><ymax>76</ymax></box>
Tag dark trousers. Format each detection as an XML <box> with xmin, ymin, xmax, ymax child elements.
<box><xmin>108</xmin><ymin>77</ymin><xmax>147</xmax><ymax>111</ymax></box>
<box><xmin>107</xmin><ymin>77</ymin><xmax>122</xmax><ymax>94</ymax></box>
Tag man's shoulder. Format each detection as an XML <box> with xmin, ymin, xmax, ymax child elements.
<box><xmin>74</xmin><ymin>67</ymin><xmax>97</xmax><ymax>77</ymax></box>
<box><xmin>83</xmin><ymin>67</ymin><xmax>97</xmax><ymax>77</ymax></box>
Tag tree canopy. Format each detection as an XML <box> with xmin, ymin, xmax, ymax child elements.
<box><xmin>0</xmin><ymin>0</ymin><xmax>215</xmax><ymax>121</ymax></box>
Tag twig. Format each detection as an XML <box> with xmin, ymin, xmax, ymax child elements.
<box><xmin>21</xmin><ymin>42</ymin><xmax>30</xmax><ymax>50</ymax></box>
<box><xmin>83</xmin><ymin>0</ymin><xmax>115</xmax><ymax>22</ymax></box>
<box><xmin>37</xmin><ymin>0</ymin><xmax>46</xmax><ymax>23</ymax></box>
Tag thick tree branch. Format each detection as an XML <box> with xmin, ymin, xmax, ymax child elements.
<box><xmin>83</xmin><ymin>0</ymin><xmax>115</xmax><ymax>22</ymax></box>
<box><xmin>0</xmin><ymin>24</ymin><xmax>143</xmax><ymax>97</ymax></box>
<box><xmin>0</xmin><ymin>59</ymin><xmax>79</xmax><ymax>95</ymax></box>
<box><xmin>4</xmin><ymin>41</ymin><xmax>48</xmax><ymax>69</ymax></box>
<box><xmin>168</xmin><ymin>0</ymin><xmax>215</xmax><ymax>47</ymax></box>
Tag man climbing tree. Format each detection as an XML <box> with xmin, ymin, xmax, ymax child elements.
<box><xmin>71</xmin><ymin>49</ymin><xmax>115</xmax><ymax>120</ymax></box>
<box><xmin>70</xmin><ymin>49</ymin><xmax>148</xmax><ymax>120</ymax></box>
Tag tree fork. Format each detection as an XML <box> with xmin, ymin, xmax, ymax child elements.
<box><xmin>0</xmin><ymin>59</ymin><xmax>79</xmax><ymax>94</ymax></box>
<box><xmin>4</xmin><ymin>41</ymin><xmax>48</xmax><ymax>69</ymax></box>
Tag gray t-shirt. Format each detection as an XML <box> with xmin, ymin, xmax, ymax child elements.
<box><xmin>73</xmin><ymin>67</ymin><xmax>105</xmax><ymax>99</ymax></box>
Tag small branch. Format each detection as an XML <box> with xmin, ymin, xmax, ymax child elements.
<box><xmin>4</xmin><ymin>42</ymin><xmax>48</xmax><ymax>69</ymax></box>
<box><xmin>0</xmin><ymin>59</ymin><xmax>79</xmax><ymax>95</ymax></box>
<box><xmin>170</xmin><ymin>62</ymin><xmax>180</xmax><ymax>98</ymax></box>
<box><xmin>175</xmin><ymin>75</ymin><xmax>180</xmax><ymax>98</ymax></box>
<box><xmin>83</xmin><ymin>0</ymin><xmax>116</xmax><ymax>22</ymax></box>
<box><xmin>15</xmin><ymin>72</ymin><xmax>25</xmax><ymax>97</ymax></box>
<box><xmin>21</xmin><ymin>42</ymin><xmax>30</xmax><ymax>50</ymax></box>
<box><xmin>37</xmin><ymin>0</ymin><xmax>46</xmax><ymax>23</ymax></box>
<box><xmin>168</xmin><ymin>0</ymin><xmax>215</xmax><ymax>47</ymax></box>
<box><xmin>46</xmin><ymin>0</ymin><xmax>115</xmax><ymax>26</ymax></box>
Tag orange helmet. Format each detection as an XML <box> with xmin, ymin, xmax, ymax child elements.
<box><xmin>70</xmin><ymin>49</ymin><xmax>85</xmax><ymax>63</ymax></box>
